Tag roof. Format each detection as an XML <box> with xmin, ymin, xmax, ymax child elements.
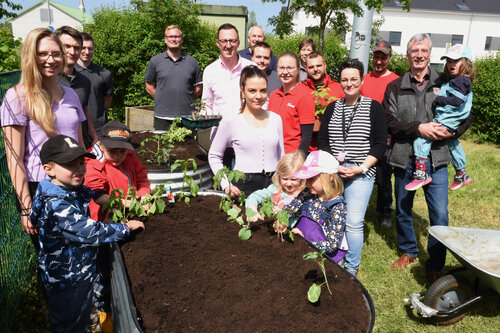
<box><xmin>201</xmin><ymin>5</ymin><xmax>248</xmax><ymax>17</ymax></box>
<box><xmin>384</xmin><ymin>0</ymin><xmax>500</xmax><ymax>15</ymax></box>
<box><xmin>7</xmin><ymin>0</ymin><xmax>93</xmax><ymax>23</ymax></box>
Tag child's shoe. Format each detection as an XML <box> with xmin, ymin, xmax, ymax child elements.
<box><xmin>405</xmin><ymin>170</ymin><xmax>432</xmax><ymax>191</ymax></box>
<box><xmin>449</xmin><ymin>172</ymin><xmax>472</xmax><ymax>191</ymax></box>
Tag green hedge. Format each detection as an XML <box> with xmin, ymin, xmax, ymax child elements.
<box><xmin>471</xmin><ymin>54</ymin><xmax>500</xmax><ymax>144</ymax></box>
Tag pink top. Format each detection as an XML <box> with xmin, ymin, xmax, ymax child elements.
<box><xmin>201</xmin><ymin>56</ymin><xmax>256</xmax><ymax>118</ymax></box>
<box><xmin>1</xmin><ymin>85</ymin><xmax>86</xmax><ymax>181</ymax></box>
<box><xmin>208</xmin><ymin>111</ymin><xmax>285</xmax><ymax>189</ymax></box>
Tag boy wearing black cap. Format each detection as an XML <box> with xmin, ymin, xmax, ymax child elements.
<box><xmin>85</xmin><ymin>121</ymin><xmax>151</xmax><ymax>222</ymax></box>
<box><xmin>30</xmin><ymin>135</ymin><xmax>144</xmax><ymax>333</ymax></box>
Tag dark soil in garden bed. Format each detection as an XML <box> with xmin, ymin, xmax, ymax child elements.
<box><xmin>130</xmin><ymin>132</ymin><xmax>208</xmax><ymax>170</ymax></box>
<box><xmin>121</xmin><ymin>195</ymin><xmax>371</xmax><ymax>332</ymax></box>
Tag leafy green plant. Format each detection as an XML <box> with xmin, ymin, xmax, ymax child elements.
<box><xmin>170</xmin><ymin>158</ymin><xmax>199</xmax><ymax>205</ymax></box>
<box><xmin>139</xmin><ymin>118</ymin><xmax>192</xmax><ymax>165</ymax></box>
<box><xmin>103</xmin><ymin>185</ymin><xmax>166</xmax><ymax>223</ymax></box>
<box><xmin>256</xmin><ymin>197</ymin><xmax>294</xmax><ymax>242</ymax></box>
<box><xmin>303</xmin><ymin>250</ymin><xmax>332</xmax><ymax>303</ymax></box>
<box><xmin>311</xmin><ymin>86</ymin><xmax>338</xmax><ymax>117</ymax></box>
<box><xmin>0</xmin><ymin>23</ymin><xmax>21</xmax><ymax>72</ymax></box>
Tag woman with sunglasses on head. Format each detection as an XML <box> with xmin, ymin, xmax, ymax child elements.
<box><xmin>318</xmin><ymin>58</ymin><xmax>387</xmax><ymax>277</ymax></box>
<box><xmin>1</xmin><ymin>28</ymin><xmax>86</xmax><ymax>237</ymax></box>
<box><xmin>268</xmin><ymin>52</ymin><xmax>315</xmax><ymax>155</ymax></box>
<box><xmin>209</xmin><ymin>65</ymin><xmax>284</xmax><ymax>198</ymax></box>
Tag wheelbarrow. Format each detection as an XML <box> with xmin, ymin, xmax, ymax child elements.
<box><xmin>404</xmin><ymin>226</ymin><xmax>500</xmax><ymax>325</ymax></box>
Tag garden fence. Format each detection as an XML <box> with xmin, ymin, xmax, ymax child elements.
<box><xmin>0</xmin><ymin>70</ymin><xmax>35</xmax><ymax>333</ymax></box>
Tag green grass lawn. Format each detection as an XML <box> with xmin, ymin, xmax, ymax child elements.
<box><xmin>359</xmin><ymin>140</ymin><xmax>500</xmax><ymax>332</ymax></box>
<box><xmin>11</xmin><ymin>139</ymin><xmax>499</xmax><ymax>332</ymax></box>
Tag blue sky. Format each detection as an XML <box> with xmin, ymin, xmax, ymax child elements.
<box><xmin>17</xmin><ymin>0</ymin><xmax>284</xmax><ymax>33</ymax></box>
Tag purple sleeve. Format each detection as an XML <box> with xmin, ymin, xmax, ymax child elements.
<box><xmin>0</xmin><ymin>87</ymin><xmax>28</xmax><ymax>127</ymax></box>
<box><xmin>208</xmin><ymin>117</ymin><xmax>232</xmax><ymax>189</ymax></box>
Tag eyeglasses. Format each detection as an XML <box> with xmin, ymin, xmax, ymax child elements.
<box><xmin>218</xmin><ymin>39</ymin><xmax>239</xmax><ymax>45</ymax></box>
<box><xmin>37</xmin><ymin>52</ymin><xmax>63</xmax><ymax>61</ymax></box>
<box><xmin>277</xmin><ymin>66</ymin><xmax>296</xmax><ymax>73</ymax></box>
<box><xmin>165</xmin><ymin>35</ymin><xmax>182</xmax><ymax>39</ymax></box>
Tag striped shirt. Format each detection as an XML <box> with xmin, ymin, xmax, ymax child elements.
<box><xmin>318</xmin><ymin>97</ymin><xmax>387</xmax><ymax>178</ymax></box>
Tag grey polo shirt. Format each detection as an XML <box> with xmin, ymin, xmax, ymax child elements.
<box><xmin>266</xmin><ymin>69</ymin><xmax>281</xmax><ymax>94</ymax></box>
<box><xmin>145</xmin><ymin>51</ymin><xmax>202</xmax><ymax>118</ymax></box>
<box><xmin>75</xmin><ymin>62</ymin><xmax>113</xmax><ymax>130</ymax></box>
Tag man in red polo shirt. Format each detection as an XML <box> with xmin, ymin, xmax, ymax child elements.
<box><xmin>302</xmin><ymin>52</ymin><xmax>344</xmax><ymax>151</ymax></box>
<box><xmin>360</xmin><ymin>40</ymin><xmax>399</xmax><ymax>228</ymax></box>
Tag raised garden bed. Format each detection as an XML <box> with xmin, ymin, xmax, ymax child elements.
<box><xmin>117</xmin><ymin>194</ymin><xmax>374</xmax><ymax>332</ymax></box>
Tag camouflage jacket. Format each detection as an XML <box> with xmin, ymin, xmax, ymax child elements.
<box><xmin>31</xmin><ymin>179</ymin><xmax>131</xmax><ymax>290</ymax></box>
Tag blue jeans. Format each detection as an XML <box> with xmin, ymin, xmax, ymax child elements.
<box><xmin>394</xmin><ymin>158</ymin><xmax>449</xmax><ymax>272</ymax></box>
<box><xmin>342</xmin><ymin>163</ymin><xmax>375</xmax><ymax>271</ymax></box>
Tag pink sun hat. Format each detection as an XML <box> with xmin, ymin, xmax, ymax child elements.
<box><xmin>293</xmin><ymin>150</ymin><xmax>339</xmax><ymax>179</ymax></box>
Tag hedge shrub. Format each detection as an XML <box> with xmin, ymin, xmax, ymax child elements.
<box><xmin>471</xmin><ymin>54</ymin><xmax>500</xmax><ymax>144</ymax></box>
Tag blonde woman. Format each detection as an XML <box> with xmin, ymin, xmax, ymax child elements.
<box><xmin>1</xmin><ymin>28</ymin><xmax>86</xmax><ymax>235</ymax></box>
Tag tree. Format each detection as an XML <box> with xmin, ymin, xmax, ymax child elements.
<box><xmin>248</xmin><ymin>11</ymin><xmax>258</xmax><ymax>27</ymax></box>
<box><xmin>0</xmin><ymin>0</ymin><xmax>21</xmax><ymax>20</ymax></box>
<box><xmin>262</xmin><ymin>0</ymin><xmax>411</xmax><ymax>53</ymax></box>
<box><xmin>0</xmin><ymin>23</ymin><xmax>21</xmax><ymax>72</ymax></box>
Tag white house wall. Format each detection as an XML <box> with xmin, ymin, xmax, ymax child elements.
<box><xmin>293</xmin><ymin>7</ymin><xmax>499</xmax><ymax>64</ymax></box>
<box><xmin>11</xmin><ymin>4</ymin><xmax>84</xmax><ymax>41</ymax></box>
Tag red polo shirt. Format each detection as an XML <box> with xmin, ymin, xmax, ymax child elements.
<box><xmin>360</xmin><ymin>71</ymin><xmax>399</xmax><ymax>103</ymax></box>
<box><xmin>268</xmin><ymin>83</ymin><xmax>315</xmax><ymax>154</ymax></box>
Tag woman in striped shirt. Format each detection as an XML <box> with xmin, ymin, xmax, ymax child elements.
<box><xmin>318</xmin><ymin>59</ymin><xmax>387</xmax><ymax>276</ymax></box>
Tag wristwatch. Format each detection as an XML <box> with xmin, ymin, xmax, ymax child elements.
<box><xmin>360</xmin><ymin>164</ymin><xmax>368</xmax><ymax>175</ymax></box>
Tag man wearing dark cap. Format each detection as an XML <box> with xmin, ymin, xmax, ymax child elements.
<box><xmin>360</xmin><ymin>40</ymin><xmax>400</xmax><ymax>228</ymax></box>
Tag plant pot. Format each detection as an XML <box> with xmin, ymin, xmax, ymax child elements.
<box><xmin>181</xmin><ymin>115</ymin><xmax>222</xmax><ymax>129</ymax></box>
<box><xmin>112</xmin><ymin>193</ymin><xmax>375</xmax><ymax>332</ymax></box>
<box><xmin>125</xmin><ymin>106</ymin><xmax>154</xmax><ymax>131</ymax></box>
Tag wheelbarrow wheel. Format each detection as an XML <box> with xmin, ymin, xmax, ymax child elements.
<box><xmin>423</xmin><ymin>274</ymin><xmax>474</xmax><ymax>325</ymax></box>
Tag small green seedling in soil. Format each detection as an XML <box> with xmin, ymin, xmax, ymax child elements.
<box><xmin>103</xmin><ymin>185</ymin><xmax>166</xmax><ymax>223</ymax></box>
<box><xmin>139</xmin><ymin>118</ymin><xmax>192</xmax><ymax>165</ymax></box>
<box><xmin>257</xmin><ymin>197</ymin><xmax>294</xmax><ymax>242</ymax></box>
<box><xmin>170</xmin><ymin>158</ymin><xmax>200</xmax><ymax>205</ymax></box>
<box><xmin>303</xmin><ymin>250</ymin><xmax>332</xmax><ymax>303</ymax></box>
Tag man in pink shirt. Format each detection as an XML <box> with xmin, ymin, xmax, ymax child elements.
<box><xmin>202</xmin><ymin>23</ymin><xmax>255</xmax><ymax>118</ymax></box>
<box><xmin>360</xmin><ymin>40</ymin><xmax>399</xmax><ymax>229</ymax></box>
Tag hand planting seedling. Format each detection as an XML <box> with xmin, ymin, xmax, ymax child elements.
<box><xmin>256</xmin><ymin>197</ymin><xmax>294</xmax><ymax>242</ymax></box>
<box><xmin>303</xmin><ymin>250</ymin><xmax>332</xmax><ymax>303</ymax></box>
<box><xmin>170</xmin><ymin>158</ymin><xmax>200</xmax><ymax>205</ymax></box>
<box><xmin>103</xmin><ymin>185</ymin><xmax>166</xmax><ymax>223</ymax></box>
<box><xmin>139</xmin><ymin>118</ymin><xmax>192</xmax><ymax>166</ymax></box>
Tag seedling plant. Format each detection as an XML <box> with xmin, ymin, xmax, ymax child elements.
<box><xmin>170</xmin><ymin>158</ymin><xmax>200</xmax><ymax>205</ymax></box>
<box><xmin>303</xmin><ymin>250</ymin><xmax>332</xmax><ymax>303</ymax></box>
<box><xmin>311</xmin><ymin>87</ymin><xmax>338</xmax><ymax>117</ymax></box>
<box><xmin>139</xmin><ymin>118</ymin><xmax>192</xmax><ymax>166</ymax></box>
<box><xmin>255</xmin><ymin>197</ymin><xmax>294</xmax><ymax>242</ymax></box>
<box><xmin>103</xmin><ymin>185</ymin><xmax>166</xmax><ymax>223</ymax></box>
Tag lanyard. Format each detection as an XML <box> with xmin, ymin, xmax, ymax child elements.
<box><xmin>341</xmin><ymin>97</ymin><xmax>361</xmax><ymax>149</ymax></box>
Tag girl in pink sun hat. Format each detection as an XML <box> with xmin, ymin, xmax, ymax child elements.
<box><xmin>275</xmin><ymin>150</ymin><xmax>349</xmax><ymax>264</ymax></box>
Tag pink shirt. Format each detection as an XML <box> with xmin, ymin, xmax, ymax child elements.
<box><xmin>208</xmin><ymin>112</ymin><xmax>284</xmax><ymax>189</ymax></box>
<box><xmin>201</xmin><ymin>56</ymin><xmax>256</xmax><ymax>118</ymax></box>
<box><xmin>1</xmin><ymin>85</ymin><xmax>86</xmax><ymax>181</ymax></box>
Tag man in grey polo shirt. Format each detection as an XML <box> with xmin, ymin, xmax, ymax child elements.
<box><xmin>145</xmin><ymin>25</ymin><xmax>202</xmax><ymax>130</ymax></box>
<box><xmin>251</xmin><ymin>42</ymin><xmax>281</xmax><ymax>95</ymax></box>
<box><xmin>76</xmin><ymin>32</ymin><xmax>114</xmax><ymax>134</ymax></box>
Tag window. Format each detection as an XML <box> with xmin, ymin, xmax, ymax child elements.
<box><xmin>389</xmin><ymin>31</ymin><xmax>402</xmax><ymax>46</ymax></box>
<box><xmin>393</xmin><ymin>0</ymin><xmax>404</xmax><ymax>7</ymax></box>
<box><xmin>40</xmin><ymin>8</ymin><xmax>53</xmax><ymax>22</ymax></box>
<box><xmin>485</xmin><ymin>36</ymin><xmax>492</xmax><ymax>51</ymax></box>
<box><xmin>451</xmin><ymin>34</ymin><xmax>463</xmax><ymax>45</ymax></box>
<box><xmin>456</xmin><ymin>4</ymin><xmax>470</xmax><ymax>11</ymax></box>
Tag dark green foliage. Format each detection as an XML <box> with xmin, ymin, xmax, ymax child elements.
<box><xmin>266</xmin><ymin>33</ymin><xmax>348</xmax><ymax>78</ymax></box>
<box><xmin>0</xmin><ymin>0</ymin><xmax>22</xmax><ymax>20</ymax></box>
<box><xmin>82</xmin><ymin>0</ymin><xmax>219</xmax><ymax>121</ymax></box>
<box><xmin>0</xmin><ymin>23</ymin><xmax>21</xmax><ymax>72</ymax></box>
<box><xmin>471</xmin><ymin>54</ymin><xmax>500</xmax><ymax>144</ymax></box>
<box><xmin>385</xmin><ymin>53</ymin><xmax>409</xmax><ymax>77</ymax></box>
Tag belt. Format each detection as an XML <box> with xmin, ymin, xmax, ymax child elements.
<box><xmin>245</xmin><ymin>170</ymin><xmax>274</xmax><ymax>178</ymax></box>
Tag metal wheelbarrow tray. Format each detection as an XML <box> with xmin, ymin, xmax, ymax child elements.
<box><xmin>405</xmin><ymin>226</ymin><xmax>500</xmax><ymax>325</ymax></box>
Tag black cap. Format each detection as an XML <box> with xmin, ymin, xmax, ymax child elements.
<box><xmin>99</xmin><ymin>121</ymin><xmax>134</xmax><ymax>151</ymax></box>
<box><xmin>40</xmin><ymin>135</ymin><xmax>95</xmax><ymax>164</ymax></box>
<box><xmin>373</xmin><ymin>40</ymin><xmax>392</xmax><ymax>55</ymax></box>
